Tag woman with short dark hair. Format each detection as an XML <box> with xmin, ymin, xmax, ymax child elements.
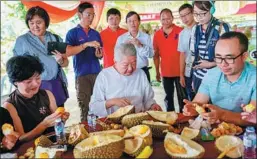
<box><xmin>190</xmin><ymin>1</ymin><xmax>230</xmax><ymax>93</ymax></box>
<box><xmin>13</xmin><ymin>6</ymin><xmax>69</xmax><ymax>107</ymax></box>
<box><xmin>2</xmin><ymin>55</ymin><xmax>69</xmax><ymax>142</ymax></box>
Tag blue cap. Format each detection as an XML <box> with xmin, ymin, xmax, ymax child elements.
<box><xmin>246</xmin><ymin>126</ymin><xmax>255</xmax><ymax>132</ymax></box>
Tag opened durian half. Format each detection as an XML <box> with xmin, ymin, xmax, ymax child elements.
<box><xmin>89</xmin><ymin>129</ymin><xmax>125</xmax><ymax>137</ymax></box>
<box><xmin>107</xmin><ymin>105</ymin><xmax>135</xmax><ymax>123</ymax></box>
<box><xmin>35</xmin><ymin>146</ymin><xmax>58</xmax><ymax>159</ymax></box>
<box><xmin>142</xmin><ymin>120</ymin><xmax>174</xmax><ymax>138</ymax></box>
<box><xmin>124</xmin><ymin>137</ymin><xmax>146</xmax><ymax>157</ymax></box>
<box><xmin>181</xmin><ymin>127</ymin><xmax>200</xmax><ymax>140</ymax></box>
<box><xmin>34</xmin><ymin>135</ymin><xmax>53</xmax><ymax>147</ymax></box>
<box><xmin>128</xmin><ymin>125</ymin><xmax>153</xmax><ymax>146</ymax></box>
<box><xmin>73</xmin><ymin>134</ymin><xmax>124</xmax><ymax>158</ymax></box>
<box><xmin>164</xmin><ymin>132</ymin><xmax>205</xmax><ymax>158</ymax></box>
<box><xmin>68</xmin><ymin>124</ymin><xmax>89</xmax><ymax>146</ymax></box>
<box><xmin>147</xmin><ymin>111</ymin><xmax>178</xmax><ymax>125</ymax></box>
<box><xmin>215</xmin><ymin>135</ymin><xmax>243</xmax><ymax>158</ymax></box>
<box><xmin>121</xmin><ymin>112</ymin><xmax>150</xmax><ymax>128</ymax></box>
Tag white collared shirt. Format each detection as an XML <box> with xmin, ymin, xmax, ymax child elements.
<box><xmin>89</xmin><ymin>67</ymin><xmax>156</xmax><ymax>117</ymax></box>
<box><xmin>115</xmin><ymin>31</ymin><xmax>154</xmax><ymax>68</ymax></box>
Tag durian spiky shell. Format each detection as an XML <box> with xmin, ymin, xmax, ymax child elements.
<box><xmin>164</xmin><ymin>132</ymin><xmax>205</xmax><ymax>158</ymax></box>
<box><xmin>142</xmin><ymin>120</ymin><xmax>173</xmax><ymax>138</ymax></box>
<box><xmin>121</xmin><ymin>112</ymin><xmax>150</xmax><ymax>128</ymax></box>
<box><xmin>124</xmin><ymin>137</ymin><xmax>146</xmax><ymax>157</ymax></box>
<box><xmin>146</xmin><ymin>111</ymin><xmax>178</xmax><ymax>125</ymax></box>
<box><xmin>89</xmin><ymin>129</ymin><xmax>125</xmax><ymax>137</ymax></box>
<box><xmin>35</xmin><ymin>135</ymin><xmax>53</xmax><ymax>147</ymax></box>
<box><xmin>68</xmin><ymin>124</ymin><xmax>89</xmax><ymax>146</ymax></box>
<box><xmin>107</xmin><ymin>105</ymin><xmax>135</xmax><ymax>124</ymax></box>
<box><xmin>73</xmin><ymin>135</ymin><xmax>124</xmax><ymax>158</ymax></box>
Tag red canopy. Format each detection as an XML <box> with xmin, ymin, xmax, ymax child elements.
<box><xmin>21</xmin><ymin>1</ymin><xmax>105</xmax><ymax>28</ymax></box>
<box><xmin>235</xmin><ymin>3</ymin><xmax>256</xmax><ymax>15</ymax></box>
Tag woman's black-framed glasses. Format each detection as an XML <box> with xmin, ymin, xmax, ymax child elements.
<box><xmin>214</xmin><ymin>52</ymin><xmax>246</xmax><ymax>64</ymax></box>
<box><xmin>193</xmin><ymin>11</ymin><xmax>208</xmax><ymax>18</ymax></box>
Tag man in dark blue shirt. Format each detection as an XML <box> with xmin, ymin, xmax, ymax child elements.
<box><xmin>66</xmin><ymin>2</ymin><xmax>103</xmax><ymax>121</ymax></box>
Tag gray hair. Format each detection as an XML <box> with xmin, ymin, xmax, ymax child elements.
<box><xmin>114</xmin><ymin>43</ymin><xmax>137</xmax><ymax>62</ymax></box>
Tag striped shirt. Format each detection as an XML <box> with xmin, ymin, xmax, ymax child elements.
<box><xmin>193</xmin><ymin>33</ymin><xmax>209</xmax><ymax>79</ymax></box>
<box><xmin>190</xmin><ymin>17</ymin><xmax>230</xmax><ymax>82</ymax></box>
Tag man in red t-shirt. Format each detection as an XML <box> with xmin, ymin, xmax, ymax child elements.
<box><xmin>100</xmin><ymin>8</ymin><xmax>127</xmax><ymax>68</ymax></box>
<box><xmin>153</xmin><ymin>8</ymin><xmax>186</xmax><ymax>112</ymax></box>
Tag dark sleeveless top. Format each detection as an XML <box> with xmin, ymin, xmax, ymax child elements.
<box><xmin>0</xmin><ymin>107</ymin><xmax>13</xmax><ymax>141</ymax></box>
<box><xmin>6</xmin><ymin>89</ymin><xmax>53</xmax><ymax>133</ymax></box>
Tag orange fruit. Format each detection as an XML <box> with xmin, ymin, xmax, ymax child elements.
<box><xmin>55</xmin><ymin>107</ymin><xmax>65</xmax><ymax>114</ymax></box>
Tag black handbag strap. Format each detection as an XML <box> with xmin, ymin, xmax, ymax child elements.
<box><xmin>52</xmin><ymin>34</ymin><xmax>59</xmax><ymax>42</ymax></box>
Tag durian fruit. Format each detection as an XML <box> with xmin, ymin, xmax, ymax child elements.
<box><xmin>147</xmin><ymin>111</ymin><xmax>178</xmax><ymax>125</ymax></box>
<box><xmin>38</xmin><ymin>152</ymin><xmax>49</xmax><ymax>159</ymax></box>
<box><xmin>194</xmin><ymin>104</ymin><xmax>206</xmax><ymax>114</ymax></box>
<box><xmin>136</xmin><ymin>146</ymin><xmax>153</xmax><ymax>159</ymax></box>
<box><xmin>73</xmin><ymin>134</ymin><xmax>124</xmax><ymax>158</ymax></box>
<box><xmin>34</xmin><ymin>135</ymin><xmax>53</xmax><ymax>147</ymax></box>
<box><xmin>107</xmin><ymin>105</ymin><xmax>135</xmax><ymax>123</ymax></box>
<box><xmin>2</xmin><ymin>123</ymin><xmax>14</xmax><ymax>136</ymax></box>
<box><xmin>128</xmin><ymin>125</ymin><xmax>153</xmax><ymax>146</ymax></box>
<box><xmin>142</xmin><ymin>120</ymin><xmax>174</xmax><ymax>138</ymax></box>
<box><xmin>124</xmin><ymin>137</ymin><xmax>146</xmax><ymax>157</ymax></box>
<box><xmin>245</xmin><ymin>103</ymin><xmax>256</xmax><ymax>113</ymax></box>
<box><xmin>164</xmin><ymin>132</ymin><xmax>205</xmax><ymax>158</ymax></box>
<box><xmin>55</xmin><ymin>107</ymin><xmax>65</xmax><ymax>114</ymax></box>
<box><xmin>35</xmin><ymin>146</ymin><xmax>58</xmax><ymax>158</ymax></box>
<box><xmin>68</xmin><ymin>124</ymin><xmax>89</xmax><ymax>146</ymax></box>
<box><xmin>121</xmin><ymin>112</ymin><xmax>150</xmax><ymax>128</ymax></box>
<box><xmin>89</xmin><ymin>129</ymin><xmax>125</xmax><ymax>137</ymax></box>
<box><xmin>181</xmin><ymin>127</ymin><xmax>200</xmax><ymax>141</ymax></box>
<box><xmin>215</xmin><ymin>135</ymin><xmax>243</xmax><ymax>158</ymax></box>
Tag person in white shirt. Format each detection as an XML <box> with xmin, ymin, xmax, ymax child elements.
<box><xmin>116</xmin><ymin>11</ymin><xmax>154</xmax><ymax>82</ymax></box>
<box><xmin>89</xmin><ymin>43</ymin><xmax>162</xmax><ymax>117</ymax></box>
<box><xmin>178</xmin><ymin>3</ymin><xmax>197</xmax><ymax>101</ymax></box>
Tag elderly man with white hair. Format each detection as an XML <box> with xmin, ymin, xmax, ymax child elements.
<box><xmin>89</xmin><ymin>43</ymin><xmax>162</xmax><ymax>117</ymax></box>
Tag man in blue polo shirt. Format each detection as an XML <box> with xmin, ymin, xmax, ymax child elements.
<box><xmin>66</xmin><ymin>2</ymin><xmax>102</xmax><ymax>121</ymax></box>
<box><xmin>183</xmin><ymin>32</ymin><xmax>256</xmax><ymax>126</ymax></box>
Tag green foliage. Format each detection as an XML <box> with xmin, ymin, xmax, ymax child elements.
<box><xmin>5</xmin><ymin>1</ymin><xmax>27</xmax><ymax>19</ymax></box>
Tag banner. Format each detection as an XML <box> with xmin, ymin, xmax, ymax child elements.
<box><xmin>21</xmin><ymin>1</ymin><xmax>105</xmax><ymax>28</ymax></box>
<box><xmin>139</xmin><ymin>13</ymin><xmax>160</xmax><ymax>22</ymax></box>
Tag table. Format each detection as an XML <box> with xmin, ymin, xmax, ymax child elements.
<box><xmin>12</xmin><ymin>114</ymin><xmax>228</xmax><ymax>158</ymax></box>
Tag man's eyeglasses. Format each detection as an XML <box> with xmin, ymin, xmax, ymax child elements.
<box><xmin>193</xmin><ymin>11</ymin><xmax>208</xmax><ymax>18</ymax></box>
<box><xmin>84</xmin><ymin>12</ymin><xmax>95</xmax><ymax>18</ymax></box>
<box><xmin>180</xmin><ymin>12</ymin><xmax>192</xmax><ymax>18</ymax></box>
<box><xmin>214</xmin><ymin>52</ymin><xmax>245</xmax><ymax>64</ymax></box>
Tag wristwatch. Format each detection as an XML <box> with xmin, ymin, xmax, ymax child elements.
<box><xmin>58</xmin><ymin>58</ymin><xmax>64</xmax><ymax>65</ymax></box>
